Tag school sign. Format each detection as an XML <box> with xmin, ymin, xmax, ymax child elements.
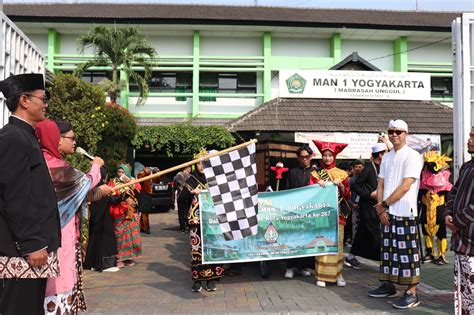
<box><xmin>279</xmin><ymin>70</ymin><xmax>431</xmax><ymax>101</ymax></box>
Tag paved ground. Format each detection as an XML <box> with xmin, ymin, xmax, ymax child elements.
<box><xmin>84</xmin><ymin>211</ymin><xmax>454</xmax><ymax>314</ymax></box>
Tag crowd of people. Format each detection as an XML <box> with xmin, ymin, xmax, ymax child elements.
<box><xmin>0</xmin><ymin>72</ymin><xmax>472</xmax><ymax>314</ymax></box>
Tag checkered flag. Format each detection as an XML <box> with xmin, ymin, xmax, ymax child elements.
<box><xmin>202</xmin><ymin>143</ymin><xmax>259</xmax><ymax>241</ymax></box>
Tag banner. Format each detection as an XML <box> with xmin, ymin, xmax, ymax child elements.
<box><xmin>200</xmin><ymin>185</ymin><xmax>339</xmax><ymax>264</ymax></box>
<box><xmin>279</xmin><ymin>70</ymin><xmax>431</xmax><ymax>100</ymax></box>
<box><xmin>295</xmin><ymin>132</ymin><xmax>441</xmax><ymax>159</ymax></box>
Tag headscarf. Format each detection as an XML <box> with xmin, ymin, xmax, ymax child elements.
<box><xmin>312</xmin><ymin>140</ymin><xmax>348</xmax><ymax>169</ymax></box>
<box><xmin>35</xmin><ymin>119</ymin><xmax>63</xmax><ymax>165</ymax></box>
<box><xmin>35</xmin><ymin>119</ymin><xmax>91</xmax><ymax>229</ymax></box>
<box><xmin>118</xmin><ymin>163</ymin><xmax>132</xmax><ymax>178</ymax></box>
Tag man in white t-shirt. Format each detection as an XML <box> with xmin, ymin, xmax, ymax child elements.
<box><xmin>367</xmin><ymin>119</ymin><xmax>424</xmax><ymax>309</ymax></box>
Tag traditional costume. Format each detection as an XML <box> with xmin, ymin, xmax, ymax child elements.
<box><xmin>184</xmin><ymin>149</ymin><xmax>224</xmax><ymax>291</ymax></box>
<box><xmin>378</xmin><ymin>121</ymin><xmax>423</xmax><ymax>286</ymax></box>
<box><xmin>36</xmin><ymin>119</ymin><xmax>103</xmax><ymax>315</ymax></box>
<box><xmin>309</xmin><ymin>140</ymin><xmax>351</xmax><ymax>286</ymax></box>
<box><xmin>419</xmin><ymin>151</ymin><xmax>453</xmax><ymax>265</ymax></box>
<box><xmin>444</xmin><ymin>158</ymin><xmax>474</xmax><ymax>314</ymax></box>
<box><xmin>0</xmin><ymin>74</ymin><xmax>61</xmax><ymax>315</ymax></box>
<box><xmin>108</xmin><ymin>164</ymin><xmax>142</xmax><ymax>265</ymax></box>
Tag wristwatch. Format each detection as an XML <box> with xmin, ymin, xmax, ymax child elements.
<box><xmin>381</xmin><ymin>200</ymin><xmax>389</xmax><ymax>209</ymax></box>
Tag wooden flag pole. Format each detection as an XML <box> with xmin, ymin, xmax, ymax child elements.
<box><xmin>112</xmin><ymin>139</ymin><xmax>258</xmax><ymax>191</ymax></box>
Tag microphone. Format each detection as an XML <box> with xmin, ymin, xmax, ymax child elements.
<box><xmin>76</xmin><ymin>147</ymin><xmax>94</xmax><ymax>160</ymax></box>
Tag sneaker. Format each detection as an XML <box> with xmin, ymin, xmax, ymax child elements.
<box><xmin>206</xmin><ymin>280</ymin><xmax>217</xmax><ymax>292</ymax></box>
<box><xmin>344</xmin><ymin>257</ymin><xmax>364</xmax><ymax>270</ymax></box>
<box><xmin>191</xmin><ymin>281</ymin><xmax>202</xmax><ymax>292</ymax></box>
<box><xmin>298</xmin><ymin>268</ymin><xmax>311</xmax><ymax>277</ymax></box>
<box><xmin>368</xmin><ymin>283</ymin><xmax>397</xmax><ymax>298</ymax></box>
<box><xmin>434</xmin><ymin>256</ymin><xmax>448</xmax><ymax>265</ymax></box>
<box><xmin>316</xmin><ymin>280</ymin><xmax>326</xmax><ymax>287</ymax></box>
<box><xmin>336</xmin><ymin>275</ymin><xmax>346</xmax><ymax>287</ymax></box>
<box><xmin>103</xmin><ymin>267</ymin><xmax>120</xmax><ymax>273</ymax></box>
<box><xmin>284</xmin><ymin>268</ymin><xmax>294</xmax><ymax>279</ymax></box>
<box><xmin>392</xmin><ymin>290</ymin><xmax>420</xmax><ymax>309</ymax></box>
<box><xmin>423</xmin><ymin>254</ymin><xmax>434</xmax><ymax>263</ymax></box>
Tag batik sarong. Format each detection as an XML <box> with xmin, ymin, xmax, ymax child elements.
<box><xmin>379</xmin><ymin>215</ymin><xmax>420</xmax><ymax>285</ymax></box>
<box><xmin>454</xmin><ymin>254</ymin><xmax>474</xmax><ymax>314</ymax></box>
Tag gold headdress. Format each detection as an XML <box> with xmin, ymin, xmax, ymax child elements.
<box><xmin>423</xmin><ymin>151</ymin><xmax>452</xmax><ymax>171</ymax></box>
<box><xmin>193</xmin><ymin>148</ymin><xmax>208</xmax><ymax>159</ymax></box>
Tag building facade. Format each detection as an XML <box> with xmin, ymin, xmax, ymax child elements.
<box><xmin>4</xmin><ymin>3</ymin><xmax>459</xmax><ymax>125</ymax></box>
<box><xmin>4</xmin><ymin>3</ymin><xmax>458</xmax><ymax>126</ymax></box>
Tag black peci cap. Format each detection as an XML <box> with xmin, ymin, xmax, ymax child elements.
<box><xmin>0</xmin><ymin>73</ymin><xmax>45</xmax><ymax>99</ymax></box>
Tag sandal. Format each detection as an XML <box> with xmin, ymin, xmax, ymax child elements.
<box><xmin>124</xmin><ymin>260</ymin><xmax>137</xmax><ymax>267</ymax></box>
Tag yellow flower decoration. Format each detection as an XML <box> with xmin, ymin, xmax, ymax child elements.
<box><xmin>423</xmin><ymin>151</ymin><xmax>452</xmax><ymax>171</ymax></box>
<box><xmin>193</xmin><ymin>148</ymin><xmax>208</xmax><ymax>159</ymax></box>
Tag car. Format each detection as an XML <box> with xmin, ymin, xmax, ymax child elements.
<box><xmin>144</xmin><ymin>176</ymin><xmax>174</xmax><ymax>213</ymax></box>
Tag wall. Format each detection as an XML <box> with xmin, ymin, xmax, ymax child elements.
<box><xmin>341</xmin><ymin>39</ymin><xmax>393</xmax><ymax>71</ymax></box>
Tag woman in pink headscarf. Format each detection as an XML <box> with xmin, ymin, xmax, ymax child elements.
<box><xmin>35</xmin><ymin>119</ymin><xmax>112</xmax><ymax>315</ymax></box>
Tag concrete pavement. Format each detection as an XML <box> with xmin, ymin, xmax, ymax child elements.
<box><xmin>84</xmin><ymin>211</ymin><xmax>454</xmax><ymax>314</ymax></box>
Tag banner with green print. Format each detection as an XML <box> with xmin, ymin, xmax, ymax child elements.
<box><xmin>200</xmin><ymin>184</ymin><xmax>339</xmax><ymax>264</ymax></box>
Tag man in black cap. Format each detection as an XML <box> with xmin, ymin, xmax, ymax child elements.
<box><xmin>0</xmin><ymin>73</ymin><xmax>61</xmax><ymax>314</ymax></box>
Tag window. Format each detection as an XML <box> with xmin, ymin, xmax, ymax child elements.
<box><xmin>61</xmin><ymin>70</ymin><xmax>112</xmax><ymax>85</ymax></box>
<box><xmin>431</xmin><ymin>77</ymin><xmax>452</xmax><ymax>98</ymax></box>
<box><xmin>237</xmin><ymin>73</ymin><xmax>257</xmax><ymax>93</ymax></box>
<box><xmin>130</xmin><ymin>71</ymin><xmax>192</xmax><ymax>94</ymax></box>
<box><xmin>81</xmin><ymin>71</ymin><xmax>112</xmax><ymax>85</ymax></box>
<box><xmin>128</xmin><ymin>71</ymin><xmax>257</xmax><ymax>101</ymax></box>
<box><xmin>199</xmin><ymin>72</ymin><xmax>257</xmax><ymax>96</ymax></box>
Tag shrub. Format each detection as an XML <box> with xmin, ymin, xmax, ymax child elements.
<box><xmin>96</xmin><ymin>102</ymin><xmax>137</xmax><ymax>173</ymax></box>
<box><xmin>132</xmin><ymin>123</ymin><xmax>236</xmax><ymax>157</ymax></box>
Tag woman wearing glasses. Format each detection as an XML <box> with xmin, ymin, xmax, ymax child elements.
<box><xmin>35</xmin><ymin>120</ymin><xmax>112</xmax><ymax>315</ymax></box>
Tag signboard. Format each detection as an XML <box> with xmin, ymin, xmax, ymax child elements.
<box><xmin>200</xmin><ymin>185</ymin><xmax>339</xmax><ymax>264</ymax></box>
<box><xmin>295</xmin><ymin>132</ymin><xmax>441</xmax><ymax>159</ymax></box>
<box><xmin>280</xmin><ymin>70</ymin><xmax>431</xmax><ymax>101</ymax></box>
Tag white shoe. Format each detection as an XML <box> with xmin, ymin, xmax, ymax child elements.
<box><xmin>103</xmin><ymin>267</ymin><xmax>120</xmax><ymax>273</ymax></box>
<box><xmin>284</xmin><ymin>268</ymin><xmax>294</xmax><ymax>279</ymax></box>
<box><xmin>300</xmin><ymin>268</ymin><xmax>311</xmax><ymax>277</ymax></box>
<box><xmin>316</xmin><ymin>280</ymin><xmax>326</xmax><ymax>287</ymax></box>
<box><xmin>336</xmin><ymin>275</ymin><xmax>346</xmax><ymax>287</ymax></box>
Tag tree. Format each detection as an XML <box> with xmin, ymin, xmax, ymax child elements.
<box><xmin>47</xmin><ymin>73</ymin><xmax>137</xmax><ymax>172</ymax></box>
<box><xmin>47</xmin><ymin>73</ymin><xmax>108</xmax><ymax>171</ymax></box>
<box><xmin>74</xmin><ymin>25</ymin><xmax>157</xmax><ymax>105</ymax></box>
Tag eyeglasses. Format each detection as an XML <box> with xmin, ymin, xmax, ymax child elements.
<box><xmin>23</xmin><ymin>94</ymin><xmax>48</xmax><ymax>104</ymax></box>
<box><xmin>61</xmin><ymin>135</ymin><xmax>76</xmax><ymax>141</ymax></box>
<box><xmin>298</xmin><ymin>155</ymin><xmax>311</xmax><ymax>159</ymax></box>
<box><xmin>388</xmin><ymin>130</ymin><xmax>405</xmax><ymax>136</ymax></box>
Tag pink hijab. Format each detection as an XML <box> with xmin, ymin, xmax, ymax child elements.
<box><xmin>35</xmin><ymin>119</ymin><xmax>67</xmax><ymax>168</ymax></box>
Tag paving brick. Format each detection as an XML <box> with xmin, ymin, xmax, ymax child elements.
<box><xmin>83</xmin><ymin>212</ymin><xmax>454</xmax><ymax>314</ymax></box>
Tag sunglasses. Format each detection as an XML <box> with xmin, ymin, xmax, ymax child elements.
<box><xmin>388</xmin><ymin>130</ymin><xmax>405</xmax><ymax>136</ymax></box>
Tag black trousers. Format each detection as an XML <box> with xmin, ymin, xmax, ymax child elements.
<box><xmin>0</xmin><ymin>278</ymin><xmax>47</xmax><ymax>315</ymax></box>
<box><xmin>177</xmin><ymin>200</ymin><xmax>191</xmax><ymax>231</ymax></box>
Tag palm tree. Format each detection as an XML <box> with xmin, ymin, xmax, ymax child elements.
<box><xmin>75</xmin><ymin>25</ymin><xmax>157</xmax><ymax>105</ymax></box>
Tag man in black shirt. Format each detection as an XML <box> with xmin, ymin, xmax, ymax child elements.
<box><xmin>0</xmin><ymin>74</ymin><xmax>61</xmax><ymax>315</ymax></box>
<box><xmin>283</xmin><ymin>143</ymin><xmax>314</xmax><ymax>278</ymax></box>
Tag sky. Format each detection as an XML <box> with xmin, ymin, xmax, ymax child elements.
<box><xmin>4</xmin><ymin>0</ymin><xmax>474</xmax><ymax>12</ymax></box>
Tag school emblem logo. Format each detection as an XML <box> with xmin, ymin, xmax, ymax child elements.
<box><xmin>286</xmin><ymin>73</ymin><xmax>306</xmax><ymax>94</ymax></box>
<box><xmin>264</xmin><ymin>222</ymin><xmax>279</xmax><ymax>244</ymax></box>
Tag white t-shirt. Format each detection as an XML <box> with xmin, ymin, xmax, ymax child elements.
<box><xmin>379</xmin><ymin>144</ymin><xmax>423</xmax><ymax>217</ymax></box>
